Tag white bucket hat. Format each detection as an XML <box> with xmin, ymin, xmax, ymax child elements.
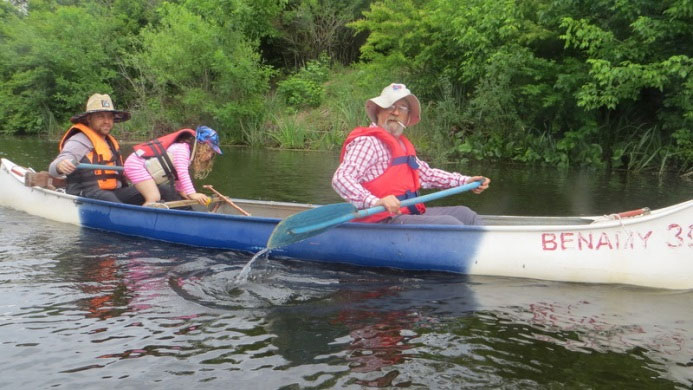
<box><xmin>366</xmin><ymin>83</ymin><xmax>421</xmax><ymax>126</ymax></box>
<box><xmin>70</xmin><ymin>93</ymin><xmax>131</xmax><ymax>124</ymax></box>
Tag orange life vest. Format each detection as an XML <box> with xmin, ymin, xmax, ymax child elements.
<box><xmin>58</xmin><ymin>123</ymin><xmax>124</xmax><ymax>190</ymax></box>
<box><xmin>340</xmin><ymin>127</ymin><xmax>425</xmax><ymax>222</ymax></box>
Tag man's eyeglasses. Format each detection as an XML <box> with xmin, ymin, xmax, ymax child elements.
<box><xmin>385</xmin><ymin>104</ymin><xmax>409</xmax><ymax>113</ymax></box>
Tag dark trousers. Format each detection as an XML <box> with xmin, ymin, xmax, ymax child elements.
<box><xmin>68</xmin><ymin>182</ymin><xmax>181</xmax><ymax>205</ymax></box>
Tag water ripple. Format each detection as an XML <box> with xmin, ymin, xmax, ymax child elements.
<box><xmin>1</xmin><ymin>205</ymin><xmax>692</xmax><ymax>388</ymax></box>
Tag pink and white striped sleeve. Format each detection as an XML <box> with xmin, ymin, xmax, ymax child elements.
<box><xmin>167</xmin><ymin>143</ymin><xmax>195</xmax><ymax>195</ymax></box>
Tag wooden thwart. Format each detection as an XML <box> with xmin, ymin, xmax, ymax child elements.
<box><xmin>163</xmin><ymin>196</ymin><xmax>223</xmax><ymax>209</ymax></box>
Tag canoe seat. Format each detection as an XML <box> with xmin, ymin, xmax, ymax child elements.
<box><xmin>24</xmin><ymin>171</ymin><xmax>66</xmax><ymax>190</ymax></box>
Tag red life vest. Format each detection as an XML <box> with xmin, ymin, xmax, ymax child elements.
<box><xmin>58</xmin><ymin>123</ymin><xmax>124</xmax><ymax>190</ymax></box>
<box><xmin>132</xmin><ymin>128</ymin><xmax>195</xmax><ymax>182</ymax></box>
<box><xmin>340</xmin><ymin>126</ymin><xmax>425</xmax><ymax>223</ymax></box>
<box><xmin>133</xmin><ymin>128</ymin><xmax>195</xmax><ymax>158</ymax></box>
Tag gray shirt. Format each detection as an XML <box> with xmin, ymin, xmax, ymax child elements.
<box><xmin>48</xmin><ymin>132</ymin><xmax>93</xmax><ymax>177</ymax></box>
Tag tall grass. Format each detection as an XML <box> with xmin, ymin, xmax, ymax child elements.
<box><xmin>612</xmin><ymin>125</ymin><xmax>669</xmax><ymax>173</ymax></box>
<box><xmin>41</xmin><ymin>106</ymin><xmax>62</xmax><ymax>139</ymax></box>
<box><xmin>266</xmin><ymin>66</ymin><xmax>372</xmax><ymax>150</ymax></box>
<box><xmin>269</xmin><ymin>114</ymin><xmax>309</xmax><ymax>149</ymax></box>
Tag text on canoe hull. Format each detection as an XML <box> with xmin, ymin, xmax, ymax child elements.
<box><xmin>541</xmin><ymin>223</ymin><xmax>693</xmax><ymax>251</ymax></box>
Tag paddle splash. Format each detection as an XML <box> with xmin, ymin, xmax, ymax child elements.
<box><xmin>235</xmin><ymin>247</ymin><xmax>271</xmax><ymax>283</ymax></box>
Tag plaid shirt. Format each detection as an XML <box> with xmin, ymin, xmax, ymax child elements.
<box><xmin>332</xmin><ymin>125</ymin><xmax>470</xmax><ymax>209</ymax></box>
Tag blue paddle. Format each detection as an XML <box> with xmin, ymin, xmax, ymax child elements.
<box><xmin>76</xmin><ymin>163</ymin><xmax>124</xmax><ymax>171</ymax></box>
<box><xmin>266</xmin><ymin>180</ymin><xmax>482</xmax><ymax>249</ymax></box>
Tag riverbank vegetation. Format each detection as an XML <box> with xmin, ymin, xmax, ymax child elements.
<box><xmin>1</xmin><ymin>0</ymin><xmax>691</xmax><ymax>174</ymax></box>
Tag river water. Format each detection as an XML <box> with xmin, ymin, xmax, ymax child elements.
<box><xmin>1</xmin><ymin>138</ymin><xmax>692</xmax><ymax>389</ymax></box>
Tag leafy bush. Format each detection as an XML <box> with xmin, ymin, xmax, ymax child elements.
<box><xmin>0</xmin><ymin>3</ymin><xmax>122</xmax><ymax>135</ymax></box>
<box><xmin>350</xmin><ymin>0</ymin><xmax>693</xmax><ymax>172</ymax></box>
<box><xmin>277</xmin><ymin>54</ymin><xmax>330</xmax><ymax>108</ymax></box>
<box><xmin>125</xmin><ymin>3</ymin><xmax>272</xmax><ymax>140</ymax></box>
<box><xmin>277</xmin><ymin>78</ymin><xmax>325</xmax><ymax>108</ymax></box>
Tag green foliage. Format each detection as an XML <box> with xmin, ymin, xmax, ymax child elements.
<box><xmin>557</xmin><ymin>1</ymin><xmax>692</xmax><ymax>172</ymax></box>
<box><xmin>0</xmin><ymin>0</ymin><xmax>689</xmax><ymax>174</ymax></box>
<box><xmin>351</xmin><ymin>0</ymin><xmax>693</xmax><ymax>172</ymax></box>
<box><xmin>265</xmin><ymin>65</ymin><xmax>370</xmax><ymax>151</ymax></box>
<box><xmin>0</xmin><ymin>2</ymin><xmax>122</xmax><ymax>134</ymax></box>
<box><xmin>670</xmin><ymin>128</ymin><xmax>693</xmax><ymax>172</ymax></box>
<box><xmin>269</xmin><ymin>114</ymin><xmax>308</xmax><ymax>149</ymax></box>
<box><xmin>124</xmin><ymin>3</ymin><xmax>273</xmax><ymax>140</ymax></box>
<box><xmin>0</xmin><ymin>0</ymin><xmax>279</xmax><ymax>141</ymax></box>
<box><xmin>277</xmin><ymin>54</ymin><xmax>330</xmax><ymax>108</ymax></box>
<box><xmin>556</xmin><ymin>126</ymin><xmax>604</xmax><ymax>168</ymax></box>
<box><xmin>248</xmin><ymin>0</ymin><xmax>292</xmax><ymax>39</ymax></box>
<box><xmin>269</xmin><ymin>0</ymin><xmax>369</xmax><ymax>67</ymax></box>
<box><xmin>277</xmin><ymin>78</ymin><xmax>325</xmax><ymax>108</ymax></box>
<box><xmin>182</xmin><ymin>0</ymin><xmax>287</xmax><ymax>42</ymax></box>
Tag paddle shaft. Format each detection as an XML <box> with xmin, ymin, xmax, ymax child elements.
<box><xmin>202</xmin><ymin>184</ymin><xmax>251</xmax><ymax>216</ymax></box>
<box><xmin>291</xmin><ymin>180</ymin><xmax>482</xmax><ymax>235</ymax></box>
<box><xmin>77</xmin><ymin>163</ymin><xmax>124</xmax><ymax>171</ymax></box>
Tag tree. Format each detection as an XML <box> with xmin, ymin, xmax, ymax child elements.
<box><xmin>351</xmin><ymin>0</ymin><xmax>692</xmax><ymax>172</ymax></box>
<box><xmin>265</xmin><ymin>0</ymin><xmax>370</xmax><ymax>69</ymax></box>
<box><xmin>0</xmin><ymin>2</ymin><xmax>122</xmax><ymax>134</ymax></box>
<box><xmin>124</xmin><ymin>3</ymin><xmax>273</xmax><ymax>141</ymax></box>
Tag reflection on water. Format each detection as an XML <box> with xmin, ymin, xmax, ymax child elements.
<box><xmin>1</xmin><ymin>207</ymin><xmax>691</xmax><ymax>388</ymax></box>
<box><xmin>1</xmin><ymin>138</ymin><xmax>692</xmax><ymax>388</ymax></box>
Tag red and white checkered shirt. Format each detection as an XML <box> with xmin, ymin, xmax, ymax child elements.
<box><xmin>332</xmin><ymin>125</ymin><xmax>470</xmax><ymax>209</ymax></box>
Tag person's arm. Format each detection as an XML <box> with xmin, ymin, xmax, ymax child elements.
<box><xmin>331</xmin><ymin>137</ymin><xmax>382</xmax><ymax>209</ymax></box>
<box><xmin>169</xmin><ymin>143</ymin><xmax>209</xmax><ymax>205</ymax></box>
<box><xmin>48</xmin><ymin>133</ymin><xmax>93</xmax><ymax>177</ymax></box>
<box><xmin>417</xmin><ymin>158</ymin><xmax>490</xmax><ymax>193</ymax></box>
<box><xmin>416</xmin><ymin>158</ymin><xmax>469</xmax><ymax>189</ymax></box>
<box><xmin>169</xmin><ymin>143</ymin><xmax>195</xmax><ymax>195</ymax></box>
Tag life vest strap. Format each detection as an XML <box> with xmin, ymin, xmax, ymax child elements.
<box><xmin>146</xmin><ymin>140</ymin><xmax>178</xmax><ymax>183</ymax></box>
<box><xmin>391</xmin><ymin>155</ymin><xmax>419</xmax><ymax>169</ymax></box>
<box><xmin>396</xmin><ymin>190</ymin><xmax>422</xmax><ymax>215</ymax></box>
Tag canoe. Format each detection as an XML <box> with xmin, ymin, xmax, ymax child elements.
<box><xmin>1</xmin><ymin>157</ymin><xmax>692</xmax><ymax>289</ymax></box>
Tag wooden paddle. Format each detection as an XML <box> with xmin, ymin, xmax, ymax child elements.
<box><xmin>266</xmin><ymin>180</ymin><xmax>482</xmax><ymax>249</ymax></box>
<box><xmin>203</xmin><ymin>184</ymin><xmax>251</xmax><ymax>216</ymax></box>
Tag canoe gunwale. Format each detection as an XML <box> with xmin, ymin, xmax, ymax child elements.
<box><xmin>2</xmin><ymin>157</ymin><xmax>692</xmax><ymax>290</ymax></box>
<box><xmin>4</xmin><ymin>157</ymin><xmax>689</xmax><ymax>232</ymax></box>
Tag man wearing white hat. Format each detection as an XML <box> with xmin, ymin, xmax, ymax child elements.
<box><xmin>332</xmin><ymin>83</ymin><xmax>490</xmax><ymax>225</ymax></box>
<box><xmin>49</xmin><ymin>93</ymin><xmax>179</xmax><ymax>204</ymax></box>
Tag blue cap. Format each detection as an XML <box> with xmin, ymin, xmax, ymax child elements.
<box><xmin>196</xmin><ymin>125</ymin><xmax>222</xmax><ymax>155</ymax></box>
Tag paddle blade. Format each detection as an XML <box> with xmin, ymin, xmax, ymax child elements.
<box><xmin>267</xmin><ymin>202</ymin><xmax>357</xmax><ymax>249</ymax></box>
<box><xmin>267</xmin><ymin>181</ymin><xmax>483</xmax><ymax>249</ymax></box>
